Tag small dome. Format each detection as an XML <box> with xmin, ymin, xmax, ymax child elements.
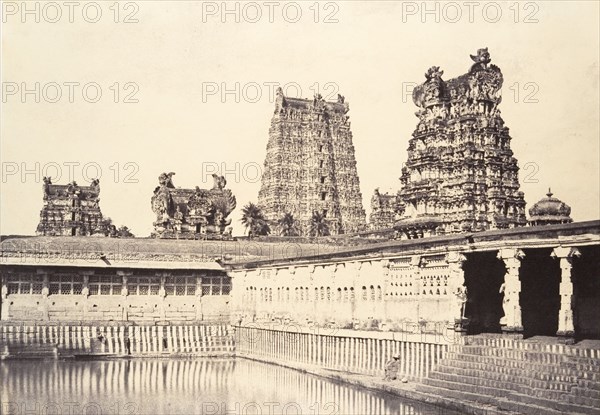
<box><xmin>528</xmin><ymin>189</ymin><xmax>573</xmax><ymax>226</ymax></box>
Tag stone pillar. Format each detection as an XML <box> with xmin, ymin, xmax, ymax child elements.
<box><xmin>81</xmin><ymin>271</ymin><xmax>92</xmax><ymax>321</ymax></box>
<box><xmin>195</xmin><ymin>273</ymin><xmax>204</xmax><ymax>321</ymax></box>
<box><xmin>40</xmin><ymin>270</ymin><xmax>50</xmax><ymax>321</ymax></box>
<box><xmin>159</xmin><ymin>273</ymin><xmax>168</xmax><ymax>321</ymax></box>
<box><xmin>498</xmin><ymin>249</ymin><xmax>525</xmax><ymax>335</ymax></box>
<box><xmin>1</xmin><ymin>273</ymin><xmax>8</xmax><ymax>321</ymax></box>
<box><xmin>409</xmin><ymin>256</ymin><xmax>422</xmax><ymax>324</ymax></box>
<box><xmin>117</xmin><ymin>271</ymin><xmax>132</xmax><ymax>322</ymax></box>
<box><xmin>380</xmin><ymin>260</ymin><xmax>390</xmax><ymax>322</ymax></box>
<box><xmin>552</xmin><ymin>247</ymin><xmax>581</xmax><ymax>340</ymax></box>
<box><xmin>447</xmin><ymin>252</ymin><xmax>467</xmax><ymax>333</ymax></box>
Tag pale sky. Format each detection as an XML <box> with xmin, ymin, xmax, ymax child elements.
<box><xmin>1</xmin><ymin>1</ymin><xmax>599</xmax><ymax>236</ymax></box>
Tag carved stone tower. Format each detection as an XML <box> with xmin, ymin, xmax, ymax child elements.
<box><xmin>394</xmin><ymin>49</ymin><xmax>527</xmax><ymax>238</ymax></box>
<box><xmin>258</xmin><ymin>88</ymin><xmax>366</xmax><ymax>235</ymax></box>
<box><xmin>36</xmin><ymin>178</ymin><xmax>107</xmax><ymax>236</ymax></box>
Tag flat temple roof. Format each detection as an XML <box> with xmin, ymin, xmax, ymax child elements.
<box><xmin>1</xmin><ymin>220</ymin><xmax>598</xmax><ymax>270</ymax></box>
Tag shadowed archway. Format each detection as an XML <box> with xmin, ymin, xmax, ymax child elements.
<box><xmin>520</xmin><ymin>248</ymin><xmax>560</xmax><ymax>338</ymax></box>
<box><xmin>463</xmin><ymin>251</ymin><xmax>505</xmax><ymax>334</ymax></box>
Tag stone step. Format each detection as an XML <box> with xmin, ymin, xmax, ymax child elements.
<box><xmin>416</xmin><ymin>383</ymin><xmax>563</xmax><ymax>415</ymax></box>
<box><xmin>464</xmin><ymin>337</ymin><xmax>568</xmax><ymax>352</ymax></box>
<box><xmin>507</xmin><ymin>389</ymin><xmax>599</xmax><ymax>415</ymax></box>
<box><xmin>563</xmin><ymin>361</ymin><xmax>600</xmax><ymax>373</ymax></box>
<box><xmin>424</xmin><ymin>376</ymin><xmax>596</xmax><ymax>415</ymax></box>
<box><xmin>423</xmin><ymin>376</ymin><xmax>512</xmax><ymax>398</ymax></box>
<box><xmin>409</xmin><ymin>386</ymin><xmax>518</xmax><ymax>415</ymax></box>
<box><xmin>576</xmin><ymin>379</ymin><xmax>600</xmax><ymax>392</ymax></box>
<box><xmin>7</xmin><ymin>344</ymin><xmax>57</xmax><ymax>351</ymax></box>
<box><xmin>459</xmin><ymin>345</ymin><xmax>569</xmax><ymax>364</ymax></box>
<box><xmin>442</xmin><ymin>357</ymin><xmax>593</xmax><ymax>385</ymax></box>
<box><xmin>569</xmin><ymin>355</ymin><xmax>600</xmax><ymax>365</ymax></box>
<box><xmin>568</xmin><ymin>347</ymin><xmax>600</xmax><ymax>359</ymax></box>
<box><xmin>4</xmin><ymin>344</ymin><xmax>60</xmax><ymax>359</ymax></box>
<box><xmin>433</xmin><ymin>364</ymin><xmax>577</xmax><ymax>392</ymax></box>
<box><xmin>416</xmin><ymin>381</ymin><xmax>500</xmax><ymax>406</ymax></box>
<box><xmin>446</xmin><ymin>351</ymin><xmax>600</xmax><ymax>379</ymax></box>
<box><xmin>428</xmin><ymin>370</ymin><xmax>573</xmax><ymax>401</ymax></box>
<box><xmin>464</xmin><ymin>336</ymin><xmax>600</xmax><ymax>357</ymax></box>
<box><xmin>567</xmin><ymin>393</ymin><xmax>600</xmax><ymax>410</ymax></box>
<box><xmin>440</xmin><ymin>356</ymin><xmax>599</xmax><ymax>390</ymax></box>
<box><xmin>439</xmin><ymin>357</ymin><xmax>578</xmax><ymax>379</ymax></box>
<box><xmin>496</xmin><ymin>395</ymin><xmax>576</xmax><ymax>415</ymax></box>
<box><xmin>443</xmin><ymin>352</ymin><xmax>577</xmax><ymax>374</ymax></box>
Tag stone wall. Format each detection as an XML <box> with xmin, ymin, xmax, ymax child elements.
<box><xmin>231</xmin><ymin>253</ymin><xmax>461</xmax><ymax>333</ymax></box>
<box><xmin>1</xmin><ymin>293</ymin><xmax>231</xmax><ymax>323</ymax></box>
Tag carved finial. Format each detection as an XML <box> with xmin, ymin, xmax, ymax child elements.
<box><xmin>469</xmin><ymin>48</ymin><xmax>492</xmax><ymax>72</ymax></box>
<box><xmin>337</xmin><ymin>94</ymin><xmax>345</xmax><ymax>104</ymax></box>
<box><xmin>159</xmin><ymin>172</ymin><xmax>176</xmax><ymax>188</ymax></box>
<box><xmin>470</xmin><ymin>47</ymin><xmax>491</xmax><ymax>64</ymax></box>
<box><xmin>425</xmin><ymin>66</ymin><xmax>444</xmax><ymax>81</ymax></box>
<box><xmin>212</xmin><ymin>174</ymin><xmax>226</xmax><ymax>190</ymax></box>
<box><xmin>547</xmin><ymin>187</ymin><xmax>553</xmax><ymax>198</ymax></box>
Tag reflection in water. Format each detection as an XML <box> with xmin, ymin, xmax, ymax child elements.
<box><xmin>1</xmin><ymin>359</ymin><xmax>455</xmax><ymax>415</ymax></box>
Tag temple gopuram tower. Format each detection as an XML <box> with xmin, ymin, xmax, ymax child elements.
<box><xmin>394</xmin><ymin>48</ymin><xmax>527</xmax><ymax>238</ymax></box>
<box><xmin>258</xmin><ymin>88</ymin><xmax>366</xmax><ymax>235</ymax></box>
<box><xmin>36</xmin><ymin>178</ymin><xmax>107</xmax><ymax>236</ymax></box>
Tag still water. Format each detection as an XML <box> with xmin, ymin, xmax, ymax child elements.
<box><xmin>1</xmin><ymin>359</ymin><xmax>457</xmax><ymax>415</ymax></box>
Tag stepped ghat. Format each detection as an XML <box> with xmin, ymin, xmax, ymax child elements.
<box><xmin>419</xmin><ymin>335</ymin><xmax>600</xmax><ymax>415</ymax></box>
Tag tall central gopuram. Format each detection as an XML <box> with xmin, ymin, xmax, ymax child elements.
<box><xmin>258</xmin><ymin>88</ymin><xmax>366</xmax><ymax>235</ymax></box>
<box><xmin>393</xmin><ymin>48</ymin><xmax>527</xmax><ymax>238</ymax></box>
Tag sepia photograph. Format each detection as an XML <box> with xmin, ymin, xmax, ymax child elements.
<box><xmin>1</xmin><ymin>1</ymin><xmax>599</xmax><ymax>414</ymax></box>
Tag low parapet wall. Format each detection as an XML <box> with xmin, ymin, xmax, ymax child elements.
<box><xmin>0</xmin><ymin>323</ymin><xmax>234</xmax><ymax>358</ymax></box>
<box><xmin>235</xmin><ymin>324</ymin><xmax>452</xmax><ymax>380</ymax></box>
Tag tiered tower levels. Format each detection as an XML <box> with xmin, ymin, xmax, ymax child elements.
<box><xmin>36</xmin><ymin>178</ymin><xmax>106</xmax><ymax>236</ymax></box>
<box><xmin>258</xmin><ymin>89</ymin><xmax>366</xmax><ymax>235</ymax></box>
<box><xmin>395</xmin><ymin>49</ymin><xmax>527</xmax><ymax>238</ymax></box>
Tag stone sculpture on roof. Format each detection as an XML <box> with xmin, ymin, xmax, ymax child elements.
<box><xmin>151</xmin><ymin>172</ymin><xmax>236</xmax><ymax>239</ymax></box>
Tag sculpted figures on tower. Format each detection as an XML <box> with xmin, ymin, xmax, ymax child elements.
<box><xmin>150</xmin><ymin>172</ymin><xmax>237</xmax><ymax>239</ymax></box>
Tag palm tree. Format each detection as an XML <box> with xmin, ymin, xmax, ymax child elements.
<box><xmin>309</xmin><ymin>210</ymin><xmax>330</xmax><ymax>237</ymax></box>
<box><xmin>278</xmin><ymin>213</ymin><xmax>299</xmax><ymax>237</ymax></box>
<box><xmin>117</xmin><ymin>226</ymin><xmax>135</xmax><ymax>238</ymax></box>
<box><xmin>240</xmin><ymin>203</ymin><xmax>270</xmax><ymax>237</ymax></box>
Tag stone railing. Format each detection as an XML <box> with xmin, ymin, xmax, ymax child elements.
<box><xmin>235</xmin><ymin>325</ymin><xmax>452</xmax><ymax>380</ymax></box>
<box><xmin>0</xmin><ymin>323</ymin><xmax>234</xmax><ymax>358</ymax></box>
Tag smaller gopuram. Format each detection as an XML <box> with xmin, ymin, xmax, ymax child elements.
<box><xmin>36</xmin><ymin>178</ymin><xmax>108</xmax><ymax>236</ymax></box>
<box><xmin>151</xmin><ymin>172</ymin><xmax>236</xmax><ymax>239</ymax></box>
<box><xmin>369</xmin><ymin>188</ymin><xmax>398</xmax><ymax>230</ymax></box>
<box><xmin>528</xmin><ymin>189</ymin><xmax>573</xmax><ymax>226</ymax></box>
<box><xmin>394</xmin><ymin>48</ymin><xmax>527</xmax><ymax>238</ymax></box>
